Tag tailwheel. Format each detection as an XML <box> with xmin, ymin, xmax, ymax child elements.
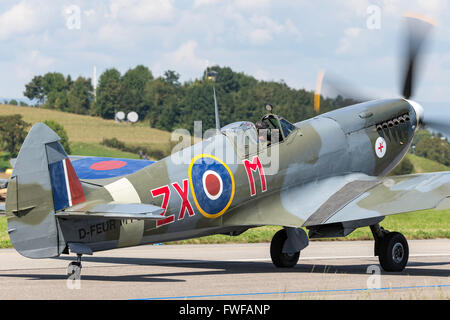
<box><xmin>378</xmin><ymin>232</ymin><xmax>409</xmax><ymax>272</ymax></box>
<box><xmin>67</xmin><ymin>254</ymin><xmax>82</xmax><ymax>280</ymax></box>
<box><xmin>270</xmin><ymin>229</ymin><xmax>300</xmax><ymax>268</ymax></box>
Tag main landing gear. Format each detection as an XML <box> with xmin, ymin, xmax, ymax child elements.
<box><xmin>270</xmin><ymin>229</ymin><xmax>299</xmax><ymax>267</ymax></box>
<box><xmin>371</xmin><ymin>224</ymin><xmax>409</xmax><ymax>272</ymax></box>
<box><xmin>269</xmin><ymin>224</ymin><xmax>409</xmax><ymax>272</ymax></box>
<box><xmin>270</xmin><ymin>228</ymin><xmax>308</xmax><ymax>268</ymax></box>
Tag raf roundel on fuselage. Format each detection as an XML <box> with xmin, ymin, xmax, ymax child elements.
<box><xmin>189</xmin><ymin>154</ymin><xmax>235</xmax><ymax>219</ymax></box>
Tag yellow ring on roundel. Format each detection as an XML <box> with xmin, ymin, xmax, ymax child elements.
<box><xmin>188</xmin><ymin>154</ymin><xmax>235</xmax><ymax>219</ymax></box>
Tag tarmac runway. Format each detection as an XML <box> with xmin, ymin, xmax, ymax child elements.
<box><xmin>0</xmin><ymin>239</ymin><xmax>449</xmax><ymax>300</ymax></box>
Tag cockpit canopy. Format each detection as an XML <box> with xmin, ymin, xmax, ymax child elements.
<box><xmin>221</xmin><ymin>121</ymin><xmax>258</xmax><ymax>151</ymax></box>
<box><xmin>221</xmin><ymin>115</ymin><xmax>297</xmax><ymax>156</ymax></box>
<box><xmin>260</xmin><ymin>114</ymin><xmax>297</xmax><ymax>140</ymax></box>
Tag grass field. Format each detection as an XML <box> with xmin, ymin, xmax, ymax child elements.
<box><xmin>70</xmin><ymin>142</ymin><xmax>142</xmax><ymax>159</ymax></box>
<box><xmin>407</xmin><ymin>153</ymin><xmax>450</xmax><ymax>173</ymax></box>
<box><xmin>0</xmin><ymin>209</ymin><xmax>448</xmax><ymax>248</ymax></box>
<box><xmin>0</xmin><ymin>104</ymin><xmax>173</xmax><ymax>157</ymax></box>
<box><xmin>168</xmin><ymin>209</ymin><xmax>450</xmax><ymax>245</ymax></box>
<box><xmin>0</xmin><ymin>217</ymin><xmax>7</xmax><ymax>248</ymax></box>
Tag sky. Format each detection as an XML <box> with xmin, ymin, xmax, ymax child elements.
<box><xmin>1</xmin><ymin>0</ymin><xmax>450</xmax><ymax>109</ymax></box>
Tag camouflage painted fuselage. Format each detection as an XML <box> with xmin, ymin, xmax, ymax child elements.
<box><xmin>50</xmin><ymin>98</ymin><xmax>416</xmax><ymax>253</ymax></box>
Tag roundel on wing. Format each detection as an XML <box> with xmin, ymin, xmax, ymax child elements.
<box><xmin>72</xmin><ymin>157</ymin><xmax>155</xmax><ymax>179</ymax></box>
<box><xmin>189</xmin><ymin>154</ymin><xmax>235</xmax><ymax>218</ymax></box>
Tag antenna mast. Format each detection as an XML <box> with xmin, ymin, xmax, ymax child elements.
<box><xmin>207</xmin><ymin>70</ymin><xmax>220</xmax><ymax>131</ymax></box>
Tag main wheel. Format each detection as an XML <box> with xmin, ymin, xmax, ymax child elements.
<box><xmin>378</xmin><ymin>232</ymin><xmax>409</xmax><ymax>272</ymax></box>
<box><xmin>270</xmin><ymin>229</ymin><xmax>300</xmax><ymax>268</ymax></box>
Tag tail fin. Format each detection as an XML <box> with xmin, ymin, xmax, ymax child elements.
<box><xmin>48</xmin><ymin>155</ymin><xmax>85</xmax><ymax>211</ymax></box>
<box><xmin>6</xmin><ymin>123</ymin><xmax>84</xmax><ymax>258</ymax></box>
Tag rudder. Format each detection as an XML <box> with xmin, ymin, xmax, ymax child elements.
<box><xmin>6</xmin><ymin>123</ymin><xmax>84</xmax><ymax>258</ymax></box>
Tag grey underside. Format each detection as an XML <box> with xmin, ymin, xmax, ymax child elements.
<box><xmin>298</xmin><ymin>172</ymin><xmax>450</xmax><ymax>233</ymax></box>
<box><xmin>303</xmin><ymin>179</ymin><xmax>381</xmax><ymax>226</ymax></box>
<box><xmin>58</xmin><ymin>203</ymin><xmax>165</xmax><ymax>220</ymax></box>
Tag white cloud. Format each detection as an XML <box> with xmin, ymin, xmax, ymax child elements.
<box><xmin>0</xmin><ymin>1</ymin><xmax>42</xmax><ymax>40</ymax></box>
<box><xmin>28</xmin><ymin>50</ymin><xmax>55</xmax><ymax>69</ymax></box>
<box><xmin>107</xmin><ymin>0</ymin><xmax>174</xmax><ymax>23</ymax></box>
<box><xmin>0</xmin><ymin>0</ymin><xmax>450</xmax><ymax>106</ymax></box>
<box><xmin>234</xmin><ymin>0</ymin><xmax>272</xmax><ymax>10</ymax></box>
<box><xmin>244</xmin><ymin>16</ymin><xmax>301</xmax><ymax>45</ymax></box>
<box><xmin>161</xmin><ymin>41</ymin><xmax>210</xmax><ymax>76</ymax></box>
<box><xmin>194</xmin><ymin>0</ymin><xmax>221</xmax><ymax>7</ymax></box>
<box><xmin>253</xmin><ymin>68</ymin><xmax>271</xmax><ymax>81</ymax></box>
<box><xmin>248</xmin><ymin>29</ymin><xmax>273</xmax><ymax>45</ymax></box>
<box><xmin>335</xmin><ymin>27</ymin><xmax>363</xmax><ymax>54</ymax></box>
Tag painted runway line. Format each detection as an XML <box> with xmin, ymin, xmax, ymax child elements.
<box><xmin>137</xmin><ymin>284</ymin><xmax>450</xmax><ymax>300</ymax></box>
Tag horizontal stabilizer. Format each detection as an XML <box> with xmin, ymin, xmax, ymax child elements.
<box><xmin>0</xmin><ymin>179</ymin><xmax>7</xmax><ymax>189</ymax></box>
<box><xmin>56</xmin><ymin>202</ymin><xmax>165</xmax><ymax>220</ymax></box>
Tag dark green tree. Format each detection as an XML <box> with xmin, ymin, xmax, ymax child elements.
<box><xmin>120</xmin><ymin>65</ymin><xmax>153</xmax><ymax>116</ymax></box>
<box><xmin>43</xmin><ymin>120</ymin><xmax>71</xmax><ymax>154</ymax></box>
<box><xmin>0</xmin><ymin>115</ymin><xmax>30</xmax><ymax>157</ymax></box>
<box><xmin>68</xmin><ymin>77</ymin><xmax>93</xmax><ymax>114</ymax></box>
<box><xmin>24</xmin><ymin>72</ymin><xmax>70</xmax><ymax>109</ymax></box>
<box><xmin>95</xmin><ymin>68</ymin><xmax>123</xmax><ymax>119</ymax></box>
<box><xmin>390</xmin><ymin>157</ymin><xmax>414</xmax><ymax>175</ymax></box>
<box><xmin>24</xmin><ymin>75</ymin><xmax>45</xmax><ymax>103</ymax></box>
<box><xmin>415</xmin><ymin>135</ymin><xmax>450</xmax><ymax>166</ymax></box>
<box><xmin>143</xmin><ymin>77</ymin><xmax>181</xmax><ymax>131</ymax></box>
<box><xmin>163</xmin><ymin>70</ymin><xmax>181</xmax><ymax>87</ymax></box>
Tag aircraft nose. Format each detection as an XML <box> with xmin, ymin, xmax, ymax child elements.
<box><xmin>405</xmin><ymin>99</ymin><xmax>424</xmax><ymax>125</ymax></box>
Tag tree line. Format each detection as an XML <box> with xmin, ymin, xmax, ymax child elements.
<box><xmin>17</xmin><ymin>64</ymin><xmax>450</xmax><ymax>170</ymax></box>
<box><xmin>23</xmin><ymin>65</ymin><xmax>354</xmax><ymax>133</ymax></box>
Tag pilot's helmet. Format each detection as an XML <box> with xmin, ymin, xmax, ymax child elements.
<box><xmin>255</xmin><ymin>121</ymin><xmax>268</xmax><ymax>130</ymax></box>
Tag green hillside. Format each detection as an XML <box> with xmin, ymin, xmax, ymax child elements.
<box><xmin>407</xmin><ymin>153</ymin><xmax>450</xmax><ymax>173</ymax></box>
<box><xmin>0</xmin><ymin>104</ymin><xmax>173</xmax><ymax>161</ymax></box>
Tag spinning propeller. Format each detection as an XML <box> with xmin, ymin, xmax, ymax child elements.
<box><xmin>314</xmin><ymin>13</ymin><xmax>450</xmax><ymax>137</ymax></box>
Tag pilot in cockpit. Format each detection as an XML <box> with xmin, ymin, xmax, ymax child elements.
<box><xmin>255</xmin><ymin>121</ymin><xmax>270</xmax><ymax>146</ymax></box>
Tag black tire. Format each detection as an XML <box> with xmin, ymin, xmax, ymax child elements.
<box><xmin>67</xmin><ymin>261</ymin><xmax>82</xmax><ymax>277</ymax></box>
<box><xmin>270</xmin><ymin>229</ymin><xmax>300</xmax><ymax>268</ymax></box>
<box><xmin>378</xmin><ymin>232</ymin><xmax>409</xmax><ymax>272</ymax></box>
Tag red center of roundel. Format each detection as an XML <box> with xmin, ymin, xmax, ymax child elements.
<box><xmin>205</xmin><ymin>173</ymin><xmax>221</xmax><ymax>197</ymax></box>
<box><xmin>90</xmin><ymin>160</ymin><xmax>127</xmax><ymax>171</ymax></box>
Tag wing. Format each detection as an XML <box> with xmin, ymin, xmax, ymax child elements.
<box><xmin>69</xmin><ymin>156</ymin><xmax>155</xmax><ymax>185</ymax></box>
<box><xmin>319</xmin><ymin>172</ymin><xmax>450</xmax><ymax>225</ymax></box>
<box><xmin>55</xmin><ymin>200</ymin><xmax>165</xmax><ymax>220</ymax></box>
<box><xmin>223</xmin><ymin>172</ymin><xmax>450</xmax><ymax>236</ymax></box>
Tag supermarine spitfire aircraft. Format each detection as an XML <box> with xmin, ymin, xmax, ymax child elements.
<box><xmin>2</xmin><ymin>15</ymin><xmax>450</xmax><ymax>279</ymax></box>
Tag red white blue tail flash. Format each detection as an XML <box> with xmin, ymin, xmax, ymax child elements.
<box><xmin>49</xmin><ymin>158</ymin><xmax>85</xmax><ymax>211</ymax></box>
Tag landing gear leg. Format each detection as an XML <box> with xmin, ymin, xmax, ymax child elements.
<box><xmin>270</xmin><ymin>229</ymin><xmax>300</xmax><ymax>268</ymax></box>
<box><xmin>67</xmin><ymin>254</ymin><xmax>82</xmax><ymax>280</ymax></box>
<box><xmin>370</xmin><ymin>224</ymin><xmax>409</xmax><ymax>272</ymax></box>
